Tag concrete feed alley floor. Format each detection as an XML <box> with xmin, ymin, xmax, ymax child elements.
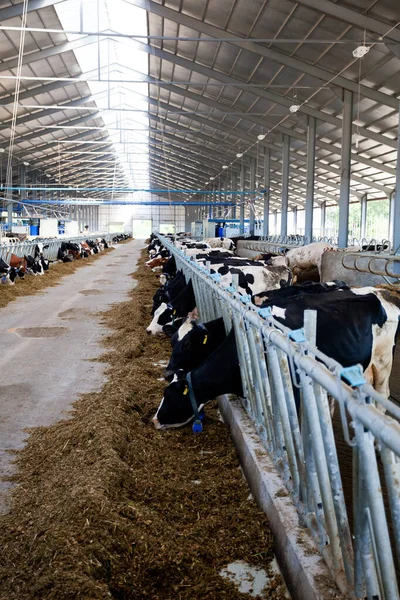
<box><xmin>0</xmin><ymin>239</ymin><xmax>143</xmax><ymax>513</ymax></box>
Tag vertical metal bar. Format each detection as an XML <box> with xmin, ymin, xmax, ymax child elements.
<box><xmin>360</xmin><ymin>194</ymin><xmax>367</xmax><ymax>240</ymax></box>
<box><xmin>240</xmin><ymin>160</ymin><xmax>245</xmax><ymax>235</ymax></box>
<box><xmin>305</xmin><ymin>115</ymin><xmax>316</xmax><ymax>243</ymax></box>
<box><xmin>231</xmin><ymin>170</ymin><xmax>236</xmax><ymax>219</ymax></box>
<box><xmin>389</xmin><ymin>190</ymin><xmax>395</xmax><ymax>247</ymax></box>
<box><xmin>281</xmin><ymin>134</ymin><xmax>290</xmax><ymax>237</ymax></box>
<box><xmin>292</xmin><ymin>207</ymin><xmax>297</xmax><ymax>234</ymax></box>
<box><xmin>263</xmin><ymin>149</ymin><xmax>270</xmax><ymax>238</ymax></box>
<box><xmin>338</xmin><ymin>89</ymin><xmax>353</xmax><ymax>249</ymax></box>
<box><xmin>321</xmin><ymin>201</ymin><xmax>326</xmax><ymax>237</ymax></box>
<box><xmin>249</xmin><ymin>157</ymin><xmax>256</xmax><ymax>236</ymax></box>
<box><xmin>380</xmin><ymin>445</ymin><xmax>400</xmax><ymax>566</ymax></box>
<box><xmin>273</xmin><ymin>210</ymin><xmax>278</xmax><ymax>234</ymax></box>
<box><xmin>357</xmin><ymin>422</ymin><xmax>399</xmax><ymax>598</ymax></box>
<box><xmin>393</xmin><ymin>99</ymin><xmax>400</xmax><ymax>253</ymax></box>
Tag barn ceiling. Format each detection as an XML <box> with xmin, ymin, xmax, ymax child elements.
<box><xmin>0</xmin><ymin>0</ymin><xmax>399</xmax><ymax>215</ymax></box>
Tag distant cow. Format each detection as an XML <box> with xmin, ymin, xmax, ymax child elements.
<box><xmin>270</xmin><ymin>241</ymin><xmax>334</xmax><ymax>280</ymax></box>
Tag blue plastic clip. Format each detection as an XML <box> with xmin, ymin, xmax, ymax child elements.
<box><xmin>288</xmin><ymin>328</ymin><xmax>307</xmax><ymax>343</ymax></box>
<box><xmin>210</xmin><ymin>273</ymin><xmax>222</xmax><ymax>283</ymax></box>
<box><xmin>258</xmin><ymin>307</ymin><xmax>272</xmax><ymax>319</ymax></box>
<box><xmin>240</xmin><ymin>294</ymin><xmax>252</xmax><ymax>304</ymax></box>
<box><xmin>226</xmin><ymin>285</ymin><xmax>236</xmax><ymax>294</ymax></box>
<box><xmin>340</xmin><ymin>365</ymin><xmax>366</xmax><ymax>387</ymax></box>
<box><xmin>192</xmin><ymin>419</ymin><xmax>203</xmax><ymax>433</ymax></box>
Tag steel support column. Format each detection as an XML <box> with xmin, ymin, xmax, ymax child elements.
<box><xmin>321</xmin><ymin>201</ymin><xmax>326</xmax><ymax>235</ymax></box>
<box><xmin>239</xmin><ymin>160</ymin><xmax>245</xmax><ymax>234</ymax></box>
<box><xmin>231</xmin><ymin>170</ymin><xmax>236</xmax><ymax>219</ymax></box>
<box><xmin>360</xmin><ymin>194</ymin><xmax>367</xmax><ymax>240</ymax></box>
<box><xmin>249</xmin><ymin>157</ymin><xmax>256</xmax><ymax>236</ymax></box>
<box><xmin>293</xmin><ymin>206</ymin><xmax>298</xmax><ymax>234</ymax></box>
<box><xmin>281</xmin><ymin>134</ymin><xmax>290</xmax><ymax>237</ymax></box>
<box><xmin>263</xmin><ymin>149</ymin><xmax>270</xmax><ymax>237</ymax></box>
<box><xmin>389</xmin><ymin>191</ymin><xmax>395</xmax><ymax>245</ymax></box>
<box><xmin>305</xmin><ymin>116</ymin><xmax>316</xmax><ymax>242</ymax></box>
<box><xmin>273</xmin><ymin>210</ymin><xmax>278</xmax><ymax>234</ymax></box>
<box><xmin>338</xmin><ymin>89</ymin><xmax>353</xmax><ymax>248</ymax></box>
<box><xmin>393</xmin><ymin>99</ymin><xmax>400</xmax><ymax>253</ymax></box>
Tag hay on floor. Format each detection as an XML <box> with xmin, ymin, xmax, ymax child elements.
<box><xmin>0</xmin><ymin>249</ymin><xmax>287</xmax><ymax>600</ymax></box>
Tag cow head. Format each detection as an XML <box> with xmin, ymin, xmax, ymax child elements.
<box><xmin>146</xmin><ymin>302</ymin><xmax>175</xmax><ymax>335</ymax></box>
<box><xmin>164</xmin><ymin>320</ymin><xmax>208</xmax><ymax>380</ymax></box>
<box><xmin>270</xmin><ymin>255</ymin><xmax>289</xmax><ymax>268</ymax></box>
<box><xmin>152</xmin><ymin>370</ymin><xmax>201</xmax><ymax>429</ymax></box>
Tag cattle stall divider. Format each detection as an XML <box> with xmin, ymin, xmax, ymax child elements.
<box><xmin>157</xmin><ymin>234</ymin><xmax>400</xmax><ymax>600</ymax></box>
<box><xmin>0</xmin><ymin>232</ymin><xmax>122</xmax><ymax>263</ymax></box>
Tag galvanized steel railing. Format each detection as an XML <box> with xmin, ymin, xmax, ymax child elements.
<box><xmin>0</xmin><ymin>232</ymin><xmax>116</xmax><ymax>263</ymax></box>
<box><xmin>158</xmin><ymin>233</ymin><xmax>400</xmax><ymax>600</ymax></box>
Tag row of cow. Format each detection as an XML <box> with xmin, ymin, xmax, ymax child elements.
<box><xmin>145</xmin><ymin>234</ymin><xmax>400</xmax><ymax>430</ymax></box>
<box><xmin>0</xmin><ymin>237</ymin><xmax>115</xmax><ymax>284</ymax></box>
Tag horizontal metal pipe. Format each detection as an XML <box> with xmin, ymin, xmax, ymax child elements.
<box><xmin>3</xmin><ymin>187</ymin><xmax>260</xmax><ymax>194</ymax></box>
<box><xmin>16</xmin><ymin>200</ymin><xmax>234</xmax><ymax>207</ymax></box>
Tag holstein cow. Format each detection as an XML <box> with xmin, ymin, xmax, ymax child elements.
<box><xmin>270</xmin><ymin>241</ymin><xmax>334</xmax><ymax>281</ymax></box>
<box><xmin>147</xmin><ymin>279</ymin><xmax>196</xmax><ymax>335</ymax></box>
<box><xmin>207</xmin><ymin>261</ymin><xmax>292</xmax><ymax>296</ymax></box>
<box><xmin>259</xmin><ymin>286</ymin><xmax>400</xmax><ymax>399</ymax></box>
<box><xmin>0</xmin><ymin>258</ymin><xmax>23</xmax><ymax>285</ymax></box>
<box><xmin>252</xmin><ymin>280</ymin><xmax>349</xmax><ymax>306</ymax></box>
<box><xmin>164</xmin><ymin>317</ymin><xmax>227</xmax><ymax>380</ymax></box>
<box><xmin>153</xmin><ymin>286</ymin><xmax>400</xmax><ymax>429</ymax></box>
<box><xmin>203</xmin><ymin>237</ymin><xmax>235</xmax><ymax>250</ymax></box>
<box><xmin>153</xmin><ymin>329</ymin><xmax>242</xmax><ymax>429</ymax></box>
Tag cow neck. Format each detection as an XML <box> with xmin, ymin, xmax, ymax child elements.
<box><xmin>189</xmin><ymin>329</ymin><xmax>242</xmax><ymax>403</ymax></box>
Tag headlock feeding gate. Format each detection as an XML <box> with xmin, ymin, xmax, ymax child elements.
<box><xmin>157</xmin><ymin>234</ymin><xmax>400</xmax><ymax>600</ymax></box>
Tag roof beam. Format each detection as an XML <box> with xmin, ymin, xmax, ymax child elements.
<box><xmin>123</xmin><ymin>39</ymin><xmax>397</xmax><ymax>150</ymax></box>
<box><xmin>293</xmin><ymin>0</ymin><xmax>400</xmax><ymax>44</ymax></box>
<box><xmin>138</xmin><ymin>0</ymin><xmax>398</xmax><ymax>110</ymax></box>
<box><xmin>0</xmin><ymin>112</ymin><xmax>101</xmax><ymax>148</ymax></box>
<box><xmin>148</xmin><ymin>109</ymin><xmax>387</xmax><ymax>196</ymax></box>
<box><xmin>0</xmin><ymin>36</ymin><xmax>98</xmax><ymax>73</ymax></box>
<box><xmin>0</xmin><ymin>0</ymin><xmax>65</xmax><ymax>21</ymax></box>
<box><xmin>0</xmin><ymin>96</ymin><xmax>94</xmax><ymax>129</ymax></box>
<box><xmin>147</xmin><ymin>86</ymin><xmax>396</xmax><ymax>177</ymax></box>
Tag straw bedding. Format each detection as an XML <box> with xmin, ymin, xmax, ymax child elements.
<box><xmin>0</xmin><ymin>248</ymin><xmax>287</xmax><ymax>599</ymax></box>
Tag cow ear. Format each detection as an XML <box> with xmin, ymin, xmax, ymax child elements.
<box><xmin>175</xmin><ymin>370</ymin><xmax>186</xmax><ymax>381</ymax></box>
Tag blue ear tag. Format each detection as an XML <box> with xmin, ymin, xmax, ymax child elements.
<box><xmin>192</xmin><ymin>419</ymin><xmax>203</xmax><ymax>433</ymax></box>
<box><xmin>199</xmin><ymin>410</ymin><xmax>205</xmax><ymax>421</ymax></box>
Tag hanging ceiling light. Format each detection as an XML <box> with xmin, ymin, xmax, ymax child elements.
<box><xmin>209</xmin><ymin>176</ymin><xmax>214</xmax><ymax>181</ymax></box>
<box><xmin>236</xmin><ymin>153</ymin><xmax>243</xmax><ymax>158</ymax></box>
<box><xmin>352</xmin><ymin>45</ymin><xmax>370</xmax><ymax>59</ymax></box>
<box><xmin>289</xmin><ymin>104</ymin><xmax>301</xmax><ymax>113</ymax></box>
<box><xmin>0</xmin><ymin>148</ymin><xmax>5</xmax><ymax>153</ymax></box>
<box><xmin>222</xmin><ymin>165</ymin><xmax>228</xmax><ymax>169</ymax></box>
<box><xmin>23</xmin><ymin>161</ymin><xmax>29</xmax><ymax>166</ymax></box>
<box><xmin>257</xmin><ymin>134</ymin><xmax>266</xmax><ymax>141</ymax></box>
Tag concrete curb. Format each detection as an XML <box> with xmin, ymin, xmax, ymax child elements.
<box><xmin>218</xmin><ymin>395</ymin><xmax>341</xmax><ymax>600</ymax></box>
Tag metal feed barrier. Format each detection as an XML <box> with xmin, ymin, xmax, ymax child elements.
<box><xmin>0</xmin><ymin>232</ymin><xmax>117</xmax><ymax>263</ymax></box>
<box><xmin>158</xmin><ymin>234</ymin><xmax>400</xmax><ymax>600</ymax></box>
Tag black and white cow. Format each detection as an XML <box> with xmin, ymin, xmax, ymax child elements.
<box><xmin>153</xmin><ymin>329</ymin><xmax>242</xmax><ymax>429</ymax></box>
<box><xmin>207</xmin><ymin>262</ymin><xmax>292</xmax><ymax>296</ymax></box>
<box><xmin>257</xmin><ymin>286</ymin><xmax>400</xmax><ymax>398</ymax></box>
<box><xmin>164</xmin><ymin>317</ymin><xmax>227</xmax><ymax>379</ymax></box>
<box><xmin>252</xmin><ymin>280</ymin><xmax>349</xmax><ymax>306</ymax></box>
<box><xmin>0</xmin><ymin>258</ymin><xmax>22</xmax><ymax>285</ymax></box>
<box><xmin>147</xmin><ymin>279</ymin><xmax>196</xmax><ymax>335</ymax></box>
<box><xmin>153</xmin><ymin>287</ymin><xmax>400</xmax><ymax>428</ymax></box>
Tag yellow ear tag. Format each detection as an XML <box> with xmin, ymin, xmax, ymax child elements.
<box><xmin>183</xmin><ymin>386</ymin><xmax>189</xmax><ymax>395</ymax></box>
<box><xmin>203</xmin><ymin>335</ymin><xmax>208</xmax><ymax>345</ymax></box>
<box><xmin>173</xmin><ymin>309</ymin><xmax>176</xmax><ymax>315</ymax></box>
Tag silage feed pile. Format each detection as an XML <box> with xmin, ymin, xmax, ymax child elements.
<box><xmin>0</xmin><ymin>250</ymin><xmax>286</xmax><ymax>600</ymax></box>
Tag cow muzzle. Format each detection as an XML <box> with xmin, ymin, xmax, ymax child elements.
<box><xmin>152</xmin><ymin>416</ymin><xmax>162</xmax><ymax>429</ymax></box>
